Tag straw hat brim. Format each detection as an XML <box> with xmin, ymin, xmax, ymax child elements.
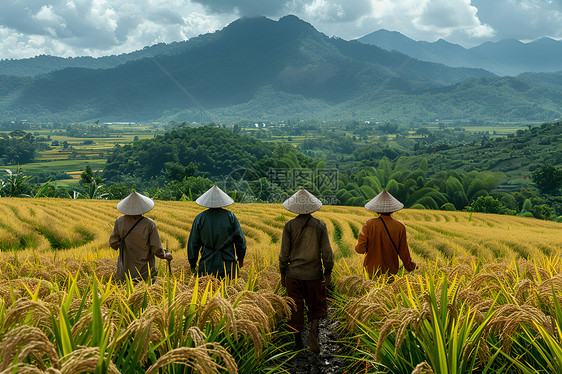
<box><xmin>117</xmin><ymin>191</ymin><xmax>155</xmax><ymax>215</ymax></box>
<box><xmin>283</xmin><ymin>188</ymin><xmax>322</xmax><ymax>214</ymax></box>
<box><xmin>196</xmin><ymin>185</ymin><xmax>234</xmax><ymax>208</ymax></box>
<box><xmin>365</xmin><ymin>190</ymin><xmax>404</xmax><ymax>213</ymax></box>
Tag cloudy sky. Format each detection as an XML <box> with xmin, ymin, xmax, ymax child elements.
<box><xmin>0</xmin><ymin>0</ymin><xmax>561</xmax><ymax>60</ymax></box>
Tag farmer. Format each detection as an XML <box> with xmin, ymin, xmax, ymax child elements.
<box><xmin>109</xmin><ymin>191</ymin><xmax>173</xmax><ymax>282</ymax></box>
<box><xmin>355</xmin><ymin>190</ymin><xmax>416</xmax><ymax>278</ymax></box>
<box><xmin>187</xmin><ymin>185</ymin><xmax>246</xmax><ymax>278</ymax></box>
<box><xmin>279</xmin><ymin>188</ymin><xmax>334</xmax><ymax>353</ymax></box>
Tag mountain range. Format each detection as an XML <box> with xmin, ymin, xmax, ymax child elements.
<box><xmin>357</xmin><ymin>30</ymin><xmax>562</xmax><ymax>76</ymax></box>
<box><xmin>0</xmin><ymin>15</ymin><xmax>561</xmax><ymax>123</ymax></box>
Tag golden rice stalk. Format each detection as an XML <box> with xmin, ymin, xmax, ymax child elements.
<box><xmin>411</xmin><ymin>361</ymin><xmax>435</xmax><ymax>374</ymax></box>
<box><xmin>10</xmin><ymin>278</ymin><xmax>54</xmax><ymax>300</ymax></box>
<box><xmin>169</xmin><ymin>290</ymin><xmax>196</xmax><ymax>320</ymax></box>
<box><xmin>0</xmin><ymin>363</ymin><xmax>61</xmax><ymax>373</ymax></box>
<box><xmin>537</xmin><ymin>274</ymin><xmax>562</xmax><ymax>298</ymax></box>
<box><xmin>197</xmin><ymin>296</ymin><xmax>237</xmax><ymax>339</ymax></box>
<box><xmin>92</xmin><ymin>264</ymin><xmax>117</xmax><ymax>281</ymax></box>
<box><xmin>514</xmin><ymin>278</ymin><xmax>536</xmax><ymax>304</ymax></box>
<box><xmin>68</xmin><ymin>299</ymin><xmax>92</xmax><ymax>321</ymax></box>
<box><xmin>469</xmin><ymin>272</ymin><xmax>505</xmax><ymax>294</ymax></box>
<box><xmin>0</xmin><ymin>325</ymin><xmax>60</xmax><ymax>371</ymax></box>
<box><xmin>257</xmin><ymin>291</ymin><xmax>293</xmax><ymax>320</ymax></box>
<box><xmin>114</xmin><ymin>306</ymin><xmax>166</xmax><ymax>362</ymax></box>
<box><xmin>461</xmin><ymin>336</ymin><xmax>492</xmax><ymax>365</ymax></box>
<box><xmin>517</xmin><ymin>260</ymin><xmax>550</xmax><ymax>282</ymax></box>
<box><xmin>127</xmin><ymin>283</ymin><xmax>164</xmax><ymax>312</ymax></box>
<box><xmin>344</xmin><ymin>287</ymin><xmax>397</xmax><ymax>329</ymax></box>
<box><xmin>42</xmin><ymin>291</ymin><xmax>67</xmax><ymax>306</ymax></box>
<box><xmin>185</xmin><ymin>326</ymin><xmax>207</xmax><ymax>347</ymax></box>
<box><xmin>482</xmin><ymin>262</ymin><xmax>509</xmax><ymax>274</ymax></box>
<box><xmin>234</xmin><ymin>302</ymin><xmax>270</xmax><ymax>334</ymax></box>
<box><xmin>376</xmin><ymin>307</ymin><xmax>427</xmax><ymax>360</ymax></box>
<box><xmin>58</xmin><ymin>347</ymin><xmax>120</xmax><ymax>374</ymax></box>
<box><xmin>486</xmin><ymin>303</ymin><xmax>554</xmax><ymax>352</ymax></box>
<box><xmin>145</xmin><ymin>343</ymin><xmax>237</xmax><ymax>374</ymax></box>
<box><xmin>5</xmin><ymin>299</ymin><xmax>53</xmax><ymax>333</ymax></box>
<box><xmin>446</xmin><ymin>264</ymin><xmax>473</xmax><ymax>280</ymax></box>
<box><xmin>235</xmin><ymin>318</ymin><xmax>263</xmax><ymax>357</ymax></box>
<box><xmin>231</xmin><ymin>290</ymin><xmax>273</xmax><ymax>315</ymax></box>
<box><xmin>335</xmin><ymin>275</ymin><xmax>376</xmax><ymax>296</ymax></box>
<box><xmin>70</xmin><ymin>307</ymin><xmax>119</xmax><ymax>343</ymax></box>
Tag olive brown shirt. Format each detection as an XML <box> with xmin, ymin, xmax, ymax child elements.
<box><xmin>279</xmin><ymin>214</ymin><xmax>334</xmax><ymax>280</ymax></box>
<box><xmin>109</xmin><ymin>215</ymin><xmax>167</xmax><ymax>281</ymax></box>
<box><xmin>355</xmin><ymin>215</ymin><xmax>416</xmax><ymax>276</ymax></box>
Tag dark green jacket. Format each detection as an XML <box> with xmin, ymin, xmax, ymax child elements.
<box><xmin>187</xmin><ymin>208</ymin><xmax>246</xmax><ymax>276</ymax></box>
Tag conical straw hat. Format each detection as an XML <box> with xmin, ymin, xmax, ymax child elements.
<box><xmin>365</xmin><ymin>189</ymin><xmax>404</xmax><ymax>213</ymax></box>
<box><xmin>117</xmin><ymin>191</ymin><xmax>155</xmax><ymax>215</ymax></box>
<box><xmin>283</xmin><ymin>188</ymin><xmax>322</xmax><ymax>214</ymax></box>
<box><xmin>196</xmin><ymin>185</ymin><xmax>234</xmax><ymax>208</ymax></box>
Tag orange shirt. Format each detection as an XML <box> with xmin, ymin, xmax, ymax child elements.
<box><xmin>355</xmin><ymin>215</ymin><xmax>416</xmax><ymax>277</ymax></box>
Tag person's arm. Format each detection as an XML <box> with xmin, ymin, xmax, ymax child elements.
<box><xmin>148</xmin><ymin>220</ymin><xmax>172</xmax><ymax>260</ymax></box>
<box><xmin>355</xmin><ymin>221</ymin><xmax>370</xmax><ymax>254</ymax></box>
<box><xmin>320</xmin><ymin>223</ymin><xmax>334</xmax><ymax>284</ymax></box>
<box><xmin>279</xmin><ymin>224</ymin><xmax>291</xmax><ymax>284</ymax></box>
<box><xmin>187</xmin><ymin>215</ymin><xmax>202</xmax><ymax>271</ymax></box>
<box><xmin>398</xmin><ymin>225</ymin><xmax>416</xmax><ymax>272</ymax></box>
<box><xmin>109</xmin><ymin>219</ymin><xmax>120</xmax><ymax>250</ymax></box>
<box><xmin>231</xmin><ymin>213</ymin><xmax>246</xmax><ymax>267</ymax></box>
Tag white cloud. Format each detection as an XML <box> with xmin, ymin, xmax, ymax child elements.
<box><xmin>0</xmin><ymin>0</ymin><xmax>560</xmax><ymax>59</ymax></box>
<box><xmin>0</xmin><ymin>0</ymin><xmax>233</xmax><ymax>59</ymax></box>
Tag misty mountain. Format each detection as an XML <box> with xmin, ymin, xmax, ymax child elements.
<box><xmin>0</xmin><ymin>16</ymin><xmax>560</xmax><ymax>123</ymax></box>
<box><xmin>358</xmin><ymin>30</ymin><xmax>562</xmax><ymax>76</ymax></box>
<box><xmin>0</xmin><ymin>15</ymin><xmax>494</xmax><ymax>122</ymax></box>
<box><xmin>0</xmin><ymin>39</ymin><xmax>209</xmax><ymax>77</ymax></box>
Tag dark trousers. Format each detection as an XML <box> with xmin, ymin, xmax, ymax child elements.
<box><xmin>285</xmin><ymin>277</ymin><xmax>327</xmax><ymax>332</ymax></box>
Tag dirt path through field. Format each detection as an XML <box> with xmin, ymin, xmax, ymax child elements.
<box><xmin>287</xmin><ymin>306</ymin><xmax>346</xmax><ymax>374</ymax></box>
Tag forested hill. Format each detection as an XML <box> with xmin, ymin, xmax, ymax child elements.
<box><xmin>100</xmin><ymin>124</ymin><xmax>562</xmax><ymax>218</ymax></box>
<box><xmin>0</xmin><ymin>40</ymin><xmax>202</xmax><ymax>77</ymax></box>
<box><xmin>102</xmin><ymin>125</ymin><xmax>313</xmax><ymax>183</ymax></box>
<box><xmin>2</xmin><ymin>15</ymin><xmax>562</xmax><ymax>122</ymax></box>
<box><xmin>424</xmin><ymin>122</ymin><xmax>562</xmax><ymax>176</ymax></box>
<box><xmin>0</xmin><ymin>15</ymin><xmax>494</xmax><ymax>122</ymax></box>
<box><xmin>358</xmin><ymin>29</ymin><xmax>562</xmax><ymax>76</ymax></box>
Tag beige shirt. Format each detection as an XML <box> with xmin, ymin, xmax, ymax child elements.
<box><xmin>279</xmin><ymin>214</ymin><xmax>334</xmax><ymax>280</ymax></box>
<box><xmin>109</xmin><ymin>215</ymin><xmax>167</xmax><ymax>281</ymax></box>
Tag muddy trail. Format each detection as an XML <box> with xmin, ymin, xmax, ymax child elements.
<box><xmin>286</xmin><ymin>306</ymin><xmax>348</xmax><ymax>374</ymax></box>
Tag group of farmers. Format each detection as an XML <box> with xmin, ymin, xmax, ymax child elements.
<box><xmin>109</xmin><ymin>186</ymin><xmax>417</xmax><ymax>354</ymax></box>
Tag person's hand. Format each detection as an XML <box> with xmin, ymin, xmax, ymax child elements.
<box><xmin>238</xmin><ymin>259</ymin><xmax>244</xmax><ymax>268</ymax></box>
<box><xmin>322</xmin><ymin>273</ymin><xmax>331</xmax><ymax>286</ymax></box>
<box><xmin>280</xmin><ymin>275</ymin><xmax>286</xmax><ymax>287</ymax></box>
<box><xmin>164</xmin><ymin>252</ymin><xmax>173</xmax><ymax>261</ymax></box>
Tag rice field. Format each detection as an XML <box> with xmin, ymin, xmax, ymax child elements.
<box><xmin>0</xmin><ymin>197</ymin><xmax>561</xmax><ymax>373</ymax></box>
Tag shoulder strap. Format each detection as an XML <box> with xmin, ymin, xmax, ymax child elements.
<box><xmin>379</xmin><ymin>217</ymin><xmax>400</xmax><ymax>255</ymax></box>
<box><xmin>290</xmin><ymin>215</ymin><xmax>313</xmax><ymax>252</ymax></box>
<box><xmin>118</xmin><ymin>217</ymin><xmax>145</xmax><ymax>268</ymax></box>
<box><xmin>122</xmin><ymin>217</ymin><xmax>145</xmax><ymax>241</ymax></box>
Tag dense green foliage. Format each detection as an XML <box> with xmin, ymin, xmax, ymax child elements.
<box><xmin>3</xmin><ymin>120</ymin><xmax>560</xmax><ymax>220</ymax></box>
<box><xmin>532</xmin><ymin>164</ymin><xmax>562</xmax><ymax>194</ymax></box>
<box><xmin>103</xmin><ymin>126</ymin><xmax>273</xmax><ymax>181</ymax></box>
<box><xmin>0</xmin><ymin>130</ymin><xmax>41</xmax><ymax>164</ymax></box>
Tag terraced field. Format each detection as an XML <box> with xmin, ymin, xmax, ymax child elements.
<box><xmin>1</xmin><ymin>198</ymin><xmax>560</xmax><ymax>268</ymax></box>
<box><xmin>0</xmin><ymin>197</ymin><xmax>561</xmax><ymax>373</ymax></box>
